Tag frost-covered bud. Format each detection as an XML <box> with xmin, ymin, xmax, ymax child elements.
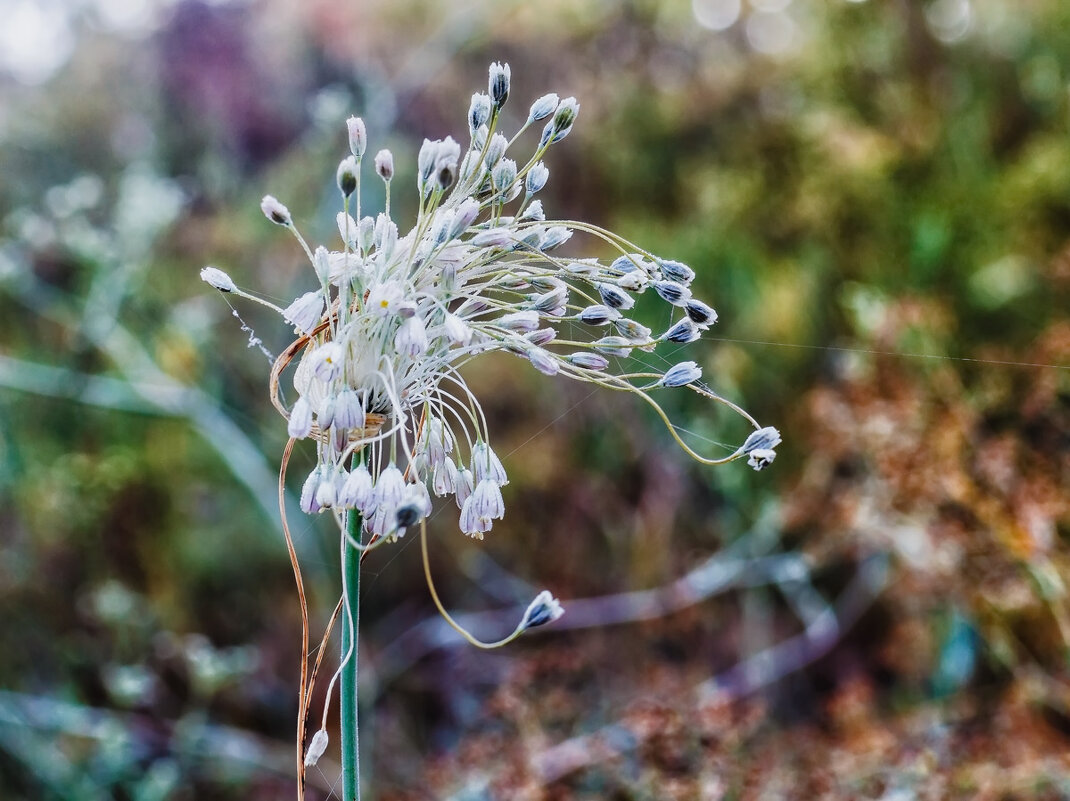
<box><xmin>579</xmin><ymin>304</ymin><xmax>620</xmax><ymax>325</ymax></box>
<box><xmin>596</xmin><ymin>282</ymin><xmax>635</xmax><ymax>311</ymax></box>
<box><xmin>484</xmin><ymin>133</ymin><xmax>508</xmax><ymax>167</ymax></box>
<box><xmin>443</xmin><ymin>312</ymin><xmax>472</xmax><ymax>345</ymax></box>
<box><xmin>358</xmin><ymin>216</ymin><xmax>376</xmax><ymax>251</ymax></box>
<box><xmin>283</xmin><ymin>291</ymin><xmax>325</xmax><ymax>335</ymax></box>
<box><xmin>496</xmin><ymin>310</ymin><xmax>540</xmax><ymax>332</ymax></box>
<box><xmin>526</xmin><ymin>162</ymin><xmax>549</xmax><ymax>194</ymax></box>
<box><xmin>375</xmin><ymin>149</ymin><xmax>394</xmax><ymax>181</ymax></box>
<box><xmin>527</xmin><ymin>92</ymin><xmax>559</xmax><ymax>123</ymax></box>
<box><xmin>471</xmin><ymin>441</ymin><xmax>508</xmax><ymax>485</ymax></box>
<box><xmin>521</xmin><ymin>590</ymin><xmax>564</xmax><ymax>629</ymax></box>
<box><xmin>287</xmin><ymin>396</ymin><xmax>313</xmax><ymax>438</ymax></box>
<box><xmin>418</xmin><ymin>138</ymin><xmax>437</xmax><ymax>185</ymax></box>
<box><xmin>431</xmin><ymin>209</ymin><xmax>455</xmax><ymax>244</ymax></box>
<box><xmin>659</xmin><ymin>259</ymin><xmax>695</xmax><ymax>285</ymax></box>
<box><xmin>526</xmin><ymin>327</ymin><xmax>557</xmax><ymax>347</ymax></box>
<box><xmin>200</xmin><ymin>266</ymin><xmax>236</xmax><ymax>293</ymax></box>
<box><xmin>616</xmin><ymin>271</ymin><xmax>648</xmax><ymax>292</ymax></box>
<box><xmin>685</xmin><ymin>299</ymin><xmax>718</xmax><ymax>328</ymax></box>
<box><xmin>611</xmin><ymin>254</ymin><xmax>642</xmax><ymax>273</ymax></box>
<box><xmin>593</xmin><ymin>336</ymin><xmax>633</xmax><ymax>357</ymax></box>
<box><xmin>260</xmin><ymin>195</ymin><xmax>292</xmax><ymax>226</ymax></box>
<box><xmin>336</xmin><ymin>156</ymin><xmax>358</xmax><ymax>197</ymax></box>
<box><xmin>660</xmin><ymin>361</ymin><xmax>702</xmax><ymax>387</ymax></box>
<box><xmin>654</xmin><ymin>280</ymin><xmax>692</xmax><ymax>306</ymax></box>
<box><xmin>488</xmin><ymin>61</ymin><xmax>510</xmax><ymax>108</ymax></box>
<box><xmin>492</xmin><ymin>158</ymin><xmax>517</xmax><ymax>194</ymax></box>
<box><xmin>300</xmin><ymin>467</ymin><xmax>323</xmax><ymax>514</ymax></box>
<box><xmin>541</xmin><ymin>96</ymin><xmax>579</xmax><ymax>145</ymax></box>
<box><xmin>742</xmin><ymin>427</ymin><xmax>781</xmax><ymax>471</ymax></box>
<box><xmin>309</xmin><ymin>342</ymin><xmax>344</xmax><ymax>382</ymax></box>
<box><xmin>313</xmin><ymin>246</ymin><xmax>331</xmax><ymax>283</ymax></box>
<box><xmin>333</xmin><ymin>388</ymin><xmax>365</xmax><ymax>430</ymax></box>
<box><xmin>434</xmin><ymin>137</ymin><xmax>461</xmax><ymax>192</ymax></box>
<box><xmin>471</xmin><ymin>124</ymin><xmax>489</xmax><ymax>152</ymax></box>
<box><xmin>532</xmin><ymin>286</ymin><xmax>568</xmax><ymax>316</ymax></box>
<box><xmin>395</xmin><ymin>315</ymin><xmax>429</xmax><ymax>357</ymax></box>
<box><xmin>432</xmin><ymin>458</ymin><xmax>459</xmax><ymax>497</ymax></box>
<box><xmin>662</xmin><ymin>318</ymin><xmax>701</xmax><ymax>344</ymax></box>
<box><xmin>468</xmin><ymin>93</ymin><xmax>492</xmax><ymax>132</ymax></box>
<box><xmin>520</xmin><ymin>199</ymin><xmax>545</xmax><ymax>221</ymax></box>
<box><xmin>336</xmin><ymin>212</ymin><xmax>359</xmax><ymax>248</ymax></box>
<box><xmin>374</xmin><ymin>213</ymin><xmax>398</xmax><ymax>260</ymax></box>
<box><xmin>540</xmin><ymin>226</ymin><xmax>572</xmax><ymax>250</ymax></box>
<box><xmin>614</xmin><ymin>318</ymin><xmax>652</xmax><ymax>343</ymax></box>
<box><xmin>527</xmin><ymin>347</ymin><xmax>560</xmax><ymax>375</ymax></box>
<box><xmin>567</xmin><ymin>352</ymin><xmax>610</xmax><ymax>371</ymax></box>
<box><xmin>471</xmin><ymin>227</ymin><xmax>513</xmax><ymax>248</ymax></box>
<box><xmin>451</xmin><ymin>198</ymin><xmax>481</xmax><ymax>238</ymax></box>
<box><xmin>304</xmin><ymin>729</ymin><xmax>329</xmax><ymax>768</ymax></box>
<box><xmin>454</xmin><ymin>466</ymin><xmax>475</xmax><ymax>509</ymax></box>
<box><xmin>347</xmin><ymin>116</ymin><xmax>367</xmax><ymax>158</ymax></box>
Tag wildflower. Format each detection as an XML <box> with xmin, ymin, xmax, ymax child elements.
<box><xmin>208</xmin><ymin>58</ymin><xmax>776</xmax><ymax>621</ymax></box>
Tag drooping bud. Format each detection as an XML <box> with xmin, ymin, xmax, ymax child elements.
<box><xmin>742</xmin><ymin>427</ymin><xmax>782</xmax><ymax>471</ymax></box>
<box><xmin>520</xmin><ymin>590</ymin><xmax>564</xmax><ymax>629</ymax></box>
<box><xmin>287</xmin><ymin>396</ymin><xmax>313</xmax><ymax>438</ymax></box>
<box><xmin>283</xmin><ymin>291</ymin><xmax>325</xmax><ymax>335</ymax></box>
<box><xmin>304</xmin><ymin>729</ymin><xmax>329</xmax><ymax>768</ymax></box>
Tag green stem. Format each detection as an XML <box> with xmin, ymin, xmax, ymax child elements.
<box><xmin>340</xmin><ymin>510</ymin><xmax>361</xmax><ymax>800</ymax></box>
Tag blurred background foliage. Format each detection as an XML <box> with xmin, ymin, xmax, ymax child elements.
<box><xmin>0</xmin><ymin>0</ymin><xmax>1068</xmax><ymax>798</ymax></box>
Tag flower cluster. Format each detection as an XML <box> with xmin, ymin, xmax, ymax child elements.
<box><xmin>202</xmin><ymin>62</ymin><xmax>780</xmax><ymax>548</ymax></box>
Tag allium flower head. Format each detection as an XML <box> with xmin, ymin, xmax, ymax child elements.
<box><xmin>204</xmin><ymin>62</ymin><xmax>780</xmax><ymax>556</ymax></box>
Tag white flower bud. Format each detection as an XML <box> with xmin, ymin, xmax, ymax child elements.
<box><xmin>593</xmin><ymin>336</ymin><xmax>633</xmax><ymax>357</ymax></box>
<box><xmin>660</xmin><ymin>361</ymin><xmax>702</xmax><ymax>387</ymax></box>
<box><xmin>468</xmin><ymin>93</ymin><xmax>492</xmax><ymax>132</ymax></box>
<box><xmin>596</xmin><ymin>283</ymin><xmax>635</xmax><ymax>311</ymax></box>
<box><xmin>313</xmin><ymin>246</ymin><xmax>331</xmax><ymax>282</ymax></box>
<box><xmin>200</xmin><ymin>266</ymin><xmax>236</xmax><ymax>293</ymax></box>
<box><xmin>685</xmin><ymin>299</ymin><xmax>718</xmax><ymax>328</ymax></box>
<box><xmin>488</xmin><ymin>61</ymin><xmax>510</xmax><ymax>108</ymax></box>
<box><xmin>659</xmin><ymin>259</ymin><xmax>695</xmax><ymax>285</ymax></box>
<box><xmin>304</xmin><ymin>729</ymin><xmax>329</xmax><ymax>767</ymax></box>
<box><xmin>525</xmin><ymin>162</ymin><xmax>549</xmax><ymax>194</ymax></box>
<box><xmin>521</xmin><ymin>590</ymin><xmax>564</xmax><ymax>629</ymax></box>
<box><xmin>526</xmin><ymin>347</ymin><xmax>560</xmax><ymax>375</ymax></box>
<box><xmin>287</xmin><ymin>396</ymin><xmax>313</xmax><ymax>438</ymax></box>
<box><xmin>579</xmin><ymin>304</ymin><xmax>620</xmax><ymax>326</ymax></box>
<box><xmin>567</xmin><ymin>352</ymin><xmax>609</xmax><ymax>371</ymax></box>
<box><xmin>347</xmin><ymin>116</ymin><xmax>367</xmax><ymax>158</ymax></box>
<box><xmin>653</xmin><ymin>280</ymin><xmax>692</xmax><ymax>306</ymax></box>
<box><xmin>336</xmin><ymin>156</ymin><xmax>358</xmax><ymax>197</ymax></box>
<box><xmin>283</xmin><ymin>291</ymin><xmax>324</xmax><ymax>335</ymax></box>
<box><xmin>260</xmin><ymin>195</ymin><xmax>292</xmax><ymax>226</ymax></box>
<box><xmin>374</xmin><ymin>149</ymin><xmax>394</xmax><ymax>181</ymax></box>
<box><xmin>661</xmin><ymin>318</ymin><xmax>700</xmax><ymax>344</ymax></box>
<box><xmin>527</xmin><ymin>93</ymin><xmax>559</xmax><ymax>123</ymax></box>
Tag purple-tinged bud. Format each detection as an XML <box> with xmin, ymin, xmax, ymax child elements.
<box><xmin>567</xmin><ymin>352</ymin><xmax>610</xmax><ymax>371</ymax></box>
<box><xmin>347</xmin><ymin>116</ymin><xmax>367</xmax><ymax>158</ymax></box>
<box><xmin>374</xmin><ymin>149</ymin><xmax>394</xmax><ymax>181</ymax></box>
<box><xmin>260</xmin><ymin>195</ymin><xmax>292</xmax><ymax>226</ymax></box>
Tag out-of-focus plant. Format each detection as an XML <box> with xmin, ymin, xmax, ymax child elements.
<box><xmin>203</xmin><ymin>62</ymin><xmax>778</xmax><ymax>798</ymax></box>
